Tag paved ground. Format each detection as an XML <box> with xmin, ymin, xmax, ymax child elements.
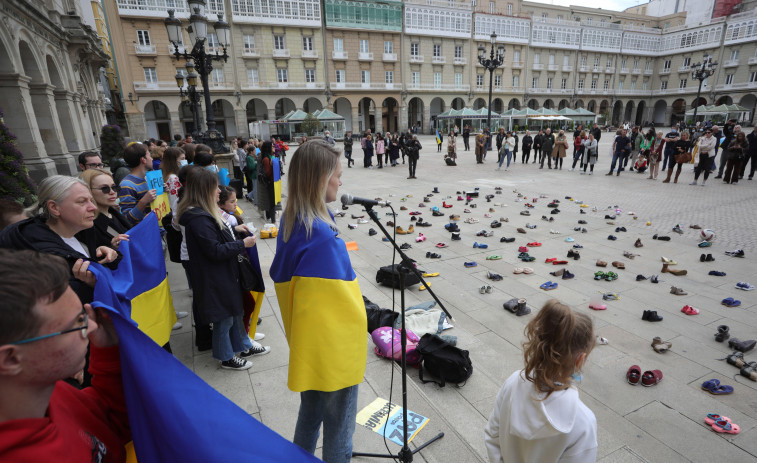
<box><xmin>167</xmin><ymin>132</ymin><xmax>757</xmax><ymax>462</ymax></box>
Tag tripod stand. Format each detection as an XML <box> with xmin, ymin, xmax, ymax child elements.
<box><xmin>352</xmin><ymin>205</ymin><xmax>451</xmax><ymax>462</ymax></box>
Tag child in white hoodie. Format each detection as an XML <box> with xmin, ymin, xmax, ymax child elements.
<box><xmin>484</xmin><ymin>299</ymin><xmax>597</xmax><ymax>463</ymax></box>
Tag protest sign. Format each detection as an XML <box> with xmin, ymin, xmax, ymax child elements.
<box><xmin>356</xmin><ymin>398</ymin><xmax>429</xmax><ymax>446</ymax></box>
<box><xmin>146</xmin><ymin>170</ymin><xmax>164</xmax><ymax>195</ymax></box>
<box><xmin>150</xmin><ymin>192</ymin><xmax>171</xmax><ymax>222</ymax></box>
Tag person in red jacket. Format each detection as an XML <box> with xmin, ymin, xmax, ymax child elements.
<box><xmin>0</xmin><ymin>249</ymin><xmax>129</xmax><ymax>462</ymax></box>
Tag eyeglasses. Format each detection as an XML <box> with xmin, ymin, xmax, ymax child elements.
<box><xmin>12</xmin><ymin>308</ymin><xmax>88</xmax><ymax>345</ymax></box>
<box><xmin>97</xmin><ymin>185</ymin><xmax>118</xmax><ymax>194</ymax></box>
<box><xmin>85</xmin><ymin>163</ymin><xmax>105</xmax><ymax>169</ymax></box>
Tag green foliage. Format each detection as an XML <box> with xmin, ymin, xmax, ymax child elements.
<box><xmin>0</xmin><ymin>109</ymin><xmax>37</xmax><ymax>207</ymax></box>
<box><xmin>514</xmin><ymin>124</ymin><xmax>519</xmax><ymax>132</ymax></box>
<box><xmin>300</xmin><ymin>113</ymin><xmax>322</xmax><ymax>136</ymax></box>
<box><xmin>100</xmin><ymin>124</ymin><xmax>125</xmax><ymax>162</ymax></box>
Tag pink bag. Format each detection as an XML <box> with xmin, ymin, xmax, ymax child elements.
<box><xmin>371</xmin><ymin>327</ymin><xmax>422</xmax><ymax>366</ymax></box>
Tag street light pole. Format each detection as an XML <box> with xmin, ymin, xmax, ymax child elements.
<box><xmin>165</xmin><ymin>1</ymin><xmax>231</xmax><ymax>153</ymax></box>
<box><xmin>477</xmin><ymin>32</ymin><xmax>505</xmax><ymax>133</ymax></box>
<box><xmin>690</xmin><ymin>54</ymin><xmax>718</xmax><ymax>128</ymax></box>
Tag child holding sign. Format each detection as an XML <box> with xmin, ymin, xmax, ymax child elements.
<box><xmin>485</xmin><ymin>300</ymin><xmax>597</xmax><ymax>463</ymax></box>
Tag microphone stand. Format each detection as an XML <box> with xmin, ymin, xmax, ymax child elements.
<box><xmin>352</xmin><ymin>203</ymin><xmax>447</xmax><ymax>462</ymax></box>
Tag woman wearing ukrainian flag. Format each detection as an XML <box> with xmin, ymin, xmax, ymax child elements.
<box><xmin>270</xmin><ymin>140</ymin><xmax>367</xmax><ymax>463</ymax></box>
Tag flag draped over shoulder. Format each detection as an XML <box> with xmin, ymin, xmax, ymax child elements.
<box><xmin>103</xmin><ymin>213</ymin><xmax>176</xmax><ymax>345</ymax></box>
<box><xmin>89</xmin><ymin>218</ymin><xmax>320</xmax><ymax>463</ymax></box>
<box><xmin>435</xmin><ymin>130</ymin><xmax>441</xmax><ymax>144</ymax></box>
<box><xmin>270</xmin><ymin>217</ymin><xmax>367</xmax><ymax>393</ymax></box>
<box><xmin>273</xmin><ymin>157</ymin><xmax>282</xmax><ymax>204</ymax></box>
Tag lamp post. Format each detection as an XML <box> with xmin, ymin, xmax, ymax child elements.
<box><xmin>689</xmin><ymin>54</ymin><xmax>718</xmax><ymax>127</ymax></box>
<box><xmin>477</xmin><ymin>32</ymin><xmax>505</xmax><ymax>134</ymax></box>
<box><xmin>165</xmin><ymin>1</ymin><xmax>230</xmax><ymax>153</ymax></box>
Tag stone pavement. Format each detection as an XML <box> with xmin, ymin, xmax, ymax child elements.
<box><xmin>167</xmin><ymin>132</ymin><xmax>757</xmax><ymax>462</ymax></box>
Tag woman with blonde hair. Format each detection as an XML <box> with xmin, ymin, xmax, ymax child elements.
<box><xmin>552</xmin><ymin>130</ymin><xmax>569</xmax><ymax>170</ymax></box>
<box><xmin>485</xmin><ymin>300</ymin><xmax>597</xmax><ymax>463</ymax></box>
<box><xmin>79</xmin><ymin>168</ymin><xmax>131</xmax><ymax>249</ymax></box>
<box><xmin>270</xmin><ymin>140</ymin><xmax>366</xmax><ymax>462</ymax></box>
<box><xmin>178</xmin><ymin>168</ymin><xmax>259</xmax><ymax>370</ymax></box>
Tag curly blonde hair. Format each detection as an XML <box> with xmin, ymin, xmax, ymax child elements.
<box><xmin>522</xmin><ymin>299</ymin><xmax>594</xmax><ymax>397</ymax></box>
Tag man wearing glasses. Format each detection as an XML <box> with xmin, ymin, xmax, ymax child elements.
<box><xmin>78</xmin><ymin>150</ymin><xmax>105</xmax><ymax>172</ymax></box>
<box><xmin>0</xmin><ymin>249</ymin><xmax>129</xmax><ymax>461</ymax></box>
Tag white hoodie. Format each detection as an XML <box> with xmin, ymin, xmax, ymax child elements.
<box><xmin>484</xmin><ymin>370</ymin><xmax>597</xmax><ymax>463</ymax></box>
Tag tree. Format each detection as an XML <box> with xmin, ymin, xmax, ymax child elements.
<box><xmin>300</xmin><ymin>113</ymin><xmax>322</xmax><ymax>136</ymax></box>
<box><xmin>100</xmin><ymin>124</ymin><xmax>126</xmax><ymax>163</ymax></box>
<box><xmin>0</xmin><ymin>109</ymin><xmax>37</xmax><ymax>206</ymax></box>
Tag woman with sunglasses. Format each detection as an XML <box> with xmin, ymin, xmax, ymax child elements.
<box><xmin>79</xmin><ymin>169</ymin><xmax>131</xmax><ymax>250</ymax></box>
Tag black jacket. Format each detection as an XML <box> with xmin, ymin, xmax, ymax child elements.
<box><xmin>80</xmin><ymin>207</ymin><xmax>132</xmax><ymax>249</ymax></box>
<box><xmin>0</xmin><ymin>217</ymin><xmax>121</xmax><ymax>303</ymax></box>
<box><xmin>522</xmin><ymin>135</ymin><xmax>533</xmax><ymax>151</ymax></box>
<box><xmin>496</xmin><ymin>133</ymin><xmax>505</xmax><ymax>150</ymax></box>
<box><xmin>178</xmin><ymin>207</ymin><xmax>247</xmax><ymax>323</ymax></box>
<box><xmin>591</xmin><ymin>127</ymin><xmax>602</xmax><ymax>142</ymax></box>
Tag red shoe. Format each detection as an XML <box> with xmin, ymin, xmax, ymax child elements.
<box><xmin>627</xmin><ymin>365</ymin><xmax>641</xmax><ymax>385</ymax></box>
<box><xmin>641</xmin><ymin>369</ymin><xmax>663</xmax><ymax>386</ymax></box>
<box><xmin>527</xmin><ymin>242</ymin><xmax>542</xmax><ymax>247</ymax></box>
<box><xmin>442</xmin><ymin>201</ymin><xmax>453</xmax><ymax>208</ymax></box>
<box><xmin>518</xmin><ymin>246</ymin><xmax>529</xmax><ymax>253</ymax></box>
<box><xmin>552</xmin><ymin>260</ymin><xmax>569</xmax><ymax>265</ymax></box>
<box><xmin>545</xmin><ymin>257</ymin><xmax>557</xmax><ymax>263</ymax></box>
<box><xmin>681</xmin><ymin>305</ymin><xmax>700</xmax><ymax>315</ymax></box>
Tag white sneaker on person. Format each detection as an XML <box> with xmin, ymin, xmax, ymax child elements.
<box><xmin>176</xmin><ymin>311</ymin><xmax>189</xmax><ymax>319</ymax></box>
<box><xmin>252</xmin><ymin>332</ymin><xmax>265</xmax><ymax>341</ymax></box>
<box><xmin>240</xmin><ymin>340</ymin><xmax>271</xmax><ymax>357</ymax></box>
<box><xmin>220</xmin><ymin>356</ymin><xmax>252</xmax><ymax>370</ymax></box>
<box><xmin>172</xmin><ymin>321</ymin><xmax>182</xmax><ymax>330</ymax></box>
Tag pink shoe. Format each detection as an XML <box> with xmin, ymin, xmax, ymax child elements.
<box><xmin>415</xmin><ymin>233</ymin><xmax>426</xmax><ymax>243</ymax></box>
<box><xmin>589</xmin><ymin>302</ymin><xmax>607</xmax><ymax>310</ymax></box>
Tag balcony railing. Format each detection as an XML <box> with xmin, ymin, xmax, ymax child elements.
<box><xmin>406</xmin><ymin>83</ymin><xmax>470</xmax><ymax>92</ymax></box>
<box><xmin>168</xmin><ymin>44</ymin><xmax>186</xmax><ymax>54</ymax></box>
<box><xmin>605</xmin><ymin>67</ymin><xmax>615</xmax><ymax>73</ymax></box>
<box><xmin>715</xmin><ymin>81</ymin><xmax>757</xmax><ymax>91</ymax></box>
<box><xmin>528</xmin><ymin>87</ymin><xmax>574</xmax><ymax>94</ymax></box>
<box><xmin>644</xmin><ymin>69</ymin><xmax>653</xmax><ymax>75</ymax></box>
<box><xmin>562</xmin><ymin>65</ymin><xmax>573</xmax><ymax>72</ymax></box>
<box><xmin>723</xmin><ymin>59</ymin><xmax>739</xmax><ymax>68</ymax></box>
<box><xmin>579</xmin><ymin>65</ymin><xmax>589</xmax><ymax>72</ymax></box>
<box><xmin>270</xmin><ymin>82</ymin><xmax>326</xmax><ymax>90</ymax></box>
<box><xmin>454</xmin><ymin>57</ymin><xmax>466</xmax><ymax>65</ymax></box>
<box><xmin>241</xmin><ymin>82</ymin><xmax>262</xmax><ymax>90</ymax></box>
<box><xmin>383</xmin><ymin>52</ymin><xmax>397</xmax><ymax>62</ymax></box>
<box><xmin>615</xmin><ymin>89</ymin><xmax>652</xmax><ymax>95</ymax></box>
<box><xmin>547</xmin><ymin>64</ymin><xmax>558</xmax><ymax>71</ymax></box>
<box><xmin>302</xmin><ymin>49</ymin><xmax>318</xmax><ymax>59</ymax></box>
<box><xmin>678</xmin><ymin>65</ymin><xmax>691</xmax><ymax>72</ymax></box>
<box><xmin>620</xmin><ymin>67</ymin><xmax>630</xmax><ymax>74</ymax></box>
<box><xmin>409</xmin><ymin>55</ymin><xmax>424</xmax><ymax>63</ymax></box>
<box><xmin>749</xmin><ymin>57</ymin><xmax>757</xmax><ymax>64</ymax></box>
<box><xmin>659</xmin><ymin>68</ymin><xmax>671</xmax><ymax>74</ymax></box>
<box><xmin>208</xmin><ymin>81</ymin><xmax>234</xmax><ymax>89</ymax></box>
<box><xmin>332</xmin><ymin>50</ymin><xmax>348</xmax><ymax>60</ymax></box>
<box><xmin>575</xmin><ymin>88</ymin><xmax>611</xmax><ymax>95</ymax></box>
<box><xmin>330</xmin><ymin>82</ymin><xmax>402</xmax><ymax>90</ymax></box>
<box><xmin>358</xmin><ymin>52</ymin><xmax>373</xmax><ymax>61</ymax></box>
<box><xmin>135</xmin><ymin>43</ymin><xmax>156</xmax><ymax>55</ymax></box>
<box><xmin>242</xmin><ymin>48</ymin><xmax>260</xmax><ymax>57</ymax></box>
<box><xmin>593</xmin><ymin>66</ymin><xmax>601</xmax><ymax>73</ymax></box>
<box><xmin>133</xmin><ymin>81</ymin><xmax>177</xmax><ymax>91</ymax></box>
<box><xmin>432</xmin><ymin>56</ymin><xmax>446</xmax><ymax>64</ymax></box>
<box><xmin>632</xmin><ymin>68</ymin><xmax>641</xmax><ymax>74</ymax></box>
<box><xmin>532</xmin><ymin>63</ymin><xmax>544</xmax><ymax>70</ymax></box>
<box><xmin>511</xmin><ymin>61</ymin><xmax>523</xmax><ymax>69</ymax></box>
<box><xmin>272</xmin><ymin>49</ymin><xmax>290</xmax><ymax>58</ymax></box>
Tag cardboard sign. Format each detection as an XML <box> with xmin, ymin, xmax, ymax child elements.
<box><xmin>356</xmin><ymin>398</ymin><xmax>429</xmax><ymax>446</ymax></box>
<box><xmin>150</xmin><ymin>192</ymin><xmax>171</xmax><ymax>222</ymax></box>
<box><xmin>146</xmin><ymin>170</ymin><xmax>164</xmax><ymax>195</ymax></box>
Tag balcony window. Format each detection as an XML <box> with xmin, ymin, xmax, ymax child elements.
<box><xmin>663</xmin><ymin>59</ymin><xmax>671</xmax><ymax>71</ymax></box>
<box><xmin>434</xmin><ymin>73</ymin><xmax>442</xmax><ymax>89</ymax></box>
<box><xmin>384</xmin><ymin>41</ymin><xmax>393</xmax><ymax>53</ymax></box>
<box><xmin>143</xmin><ymin>67</ymin><xmax>157</xmax><ymax>83</ymax></box>
<box><xmin>725</xmin><ymin>74</ymin><xmax>734</xmax><ymax>85</ymax></box>
<box><xmin>477</xmin><ymin>74</ymin><xmax>484</xmax><ymax>87</ymax></box>
<box><xmin>603</xmin><ymin>80</ymin><xmax>609</xmax><ymax>90</ymax></box>
<box><xmin>507</xmin><ymin>3</ymin><xmax>512</xmax><ymax>15</ymax></box>
<box><xmin>563</xmin><ymin>55</ymin><xmax>569</xmax><ymax>66</ymax></box>
<box><xmin>513</xmin><ymin>75</ymin><xmax>519</xmax><ymax>87</ymax></box>
<box><xmin>751</xmin><ymin>71</ymin><xmax>757</xmax><ymax>83</ymax></box>
<box><xmin>207</xmin><ymin>33</ymin><xmax>220</xmax><ymax>53</ymax></box>
<box><xmin>455</xmin><ymin>73</ymin><xmax>463</xmax><ymax>87</ymax></box>
<box><xmin>386</xmin><ymin>71</ymin><xmax>394</xmax><ymax>84</ymax></box>
<box><xmin>546</xmin><ymin>77</ymin><xmax>552</xmax><ymax>89</ymax></box>
<box><xmin>411</xmin><ymin>72</ymin><xmax>419</xmax><ymax>86</ymax></box>
<box><xmin>532</xmin><ymin>77</ymin><xmax>538</xmax><ymax>88</ymax></box>
<box><xmin>137</xmin><ymin>30</ymin><xmax>151</xmax><ymax>46</ymax></box>
<box><xmin>274</xmin><ymin>35</ymin><xmax>286</xmax><ymax>50</ymax></box>
<box><xmin>618</xmin><ymin>80</ymin><xmax>624</xmax><ymax>90</ymax></box>
<box><xmin>561</xmin><ymin>78</ymin><xmax>566</xmax><ymax>90</ymax></box>
<box><xmin>277</xmin><ymin>68</ymin><xmax>288</xmax><ymax>83</ymax></box>
<box><xmin>534</xmin><ymin>53</ymin><xmax>540</xmax><ymax>64</ymax></box>
<box><xmin>433</xmin><ymin>44</ymin><xmax>441</xmax><ymax>58</ymax></box>
<box><xmin>333</xmin><ymin>38</ymin><xmax>343</xmax><ymax>52</ymax></box>
<box><xmin>660</xmin><ymin>80</ymin><xmax>668</xmax><ymax>90</ymax></box>
<box><xmin>247</xmin><ymin>68</ymin><xmax>259</xmax><ymax>85</ymax></box>
<box><xmin>590</xmin><ymin>79</ymin><xmax>596</xmax><ymax>90</ymax></box>
<box><xmin>305</xmin><ymin>69</ymin><xmax>315</xmax><ymax>83</ymax></box>
<box><xmin>411</xmin><ymin>43</ymin><xmax>419</xmax><ymax>57</ymax></box>
<box><xmin>730</xmin><ymin>49</ymin><xmax>739</xmax><ymax>61</ymax></box>
<box><xmin>244</xmin><ymin>35</ymin><xmax>256</xmax><ymax>52</ymax></box>
<box><xmin>494</xmin><ymin>75</ymin><xmax>501</xmax><ymax>88</ymax></box>
<box><xmin>361</xmin><ymin>70</ymin><xmax>370</xmax><ymax>84</ymax></box>
<box><xmin>581</xmin><ymin>56</ymin><xmax>587</xmax><ymax>66</ymax></box>
<box><xmin>360</xmin><ymin>40</ymin><xmax>369</xmax><ymax>53</ymax></box>
<box><xmin>630</xmin><ymin>80</ymin><xmax>636</xmax><ymax>90</ymax></box>
<box><xmin>682</xmin><ymin>57</ymin><xmax>690</xmax><ymax>67</ymax></box>
<box><xmin>455</xmin><ymin>45</ymin><xmax>462</xmax><ymax>59</ymax></box>
<box><xmin>335</xmin><ymin>69</ymin><xmax>345</xmax><ymax>83</ymax></box>
<box><xmin>212</xmin><ymin>68</ymin><xmax>224</xmax><ymax>84</ymax></box>
<box><xmin>303</xmin><ymin>36</ymin><xmax>313</xmax><ymax>51</ymax></box>
<box><xmin>514</xmin><ymin>50</ymin><xmax>521</xmax><ymax>63</ymax></box>
<box><xmin>578</xmin><ymin>79</ymin><xmax>584</xmax><ymax>89</ymax></box>
<box><xmin>642</xmin><ymin>80</ymin><xmax>647</xmax><ymax>90</ymax></box>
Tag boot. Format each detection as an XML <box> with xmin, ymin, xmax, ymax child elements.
<box><xmin>714</xmin><ymin>325</ymin><xmax>730</xmax><ymax>342</ymax></box>
<box><xmin>515</xmin><ymin>298</ymin><xmax>531</xmax><ymax>316</ymax></box>
<box><xmin>674</xmin><ymin>169</ymin><xmax>681</xmax><ymax>183</ymax></box>
<box><xmin>662</xmin><ymin>168</ymin><xmax>673</xmax><ymax>183</ymax></box>
<box><xmin>661</xmin><ymin>263</ymin><xmax>669</xmax><ymax>273</ymax></box>
<box><xmin>726</xmin><ymin>351</ymin><xmax>745</xmax><ymax>368</ymax></box>
<box><xmin>740</xmin><ymin>362</ymin><xmax>757</xmax><ymax>381</ymax></box>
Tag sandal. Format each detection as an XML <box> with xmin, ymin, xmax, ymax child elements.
<box><xmin>464</xmin><ymin>261</ymin><xmax>477</xmax><ymax>268</ymax></box>
<box><xmin>486</xmin><ymin>255</ymin><xmax>502</xmax><ymax>260</ymax></box>
<box><xmin>527</xmin><ymin>242</ymin><xmax>542</xmax><ymax>247</ymax></box>
<box><xmin>681</xmin><ymin>305</ymin><xmax>699</xmax><ymax>315</ymax></box>
<box><xmin>487</xmin><ymin>271</ymin><xmax>503</xmax><ymax>281</ymax></box>
<box><xmin>712</xmin><ymin>420</ymin><xmax>740</xmax><ymax>434</ymax></box>
<box><xmin>705</xmin><ymin>413</ymin><xmax>730</xmax><ymax>426</ymax></box>
<box><xmin>602</xmin><ymin>293</ymin><xmax>619</xmax><ymax>301</ymax></box>
<box><xmin>641</xmin><ymin>369</ymin><xmax>663</xmax><ymax>387</ymax></box>
<box><xmin>419</xmin><ymin>284</ymin><xmax>430</xmax><ymax>291</ymax></box>
<box><xmin>627</xmin><ymin>365</ymin><xmax>642</xmax><ymax>385</ymax></box>
<box><xmin>722</xmin><ymin>297</ymin><xmax>741</xmax><ymax>307</ymax></box>
<box><xmin>651</xmin><ymin>336</ymin><xmax>672</xmax><ymax>353</ymax></box>
<box><xmin>425</xmin><ymin>252</ymin><xmax>442</xmax><ymax>259</ymax></box>
<box><xmin>540</xmin><ymin>281</ymin><xmax>558</xmax><ymax>291</ymax></box>
<box><xmin>435</xmin><ymin>242</ymin><xmax>448</xmax><ymax>248</ymax></box>
<box><xmin>422</xmin><ymin>272</ymin><xmax>439</xmax><ymax>277</ymax></box>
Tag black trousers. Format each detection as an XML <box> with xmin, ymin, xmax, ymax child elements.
<box><xmin>182</xmin><ymin>260</ymin><xmax>212</xmax><ymax>349</ymax></box>
<box><xmin>463</xmin><ymin>137</ymin><xmax>470</xmax><ymax>150</ymax></box>
<box><xmin>408</xmin><ymin>156</ymin><xmax>418</xmax><ymax>177</ymax></box>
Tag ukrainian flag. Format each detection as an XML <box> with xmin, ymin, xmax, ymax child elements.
<box><xmin>89</xmin><ymin>269</ymin><xmax>321</xmax><ymax>462</ymax></box>
<box><xmin>235</xmin><ymin>206</ymin><xmax>266</xmax><ymax>334</ymax></box>
<box><xmin>270</xmin><ymin>216</ymin><xmax>367</xmax><ymax>392</ymax></box>
<box><xmin>435</xmin><ymin>129</ymin><xmax>442</xmax><ymax>145</ymax></box>
<box><xmin>273</xmin><ymin>156</ymin><xmax>282</xmax><ymax>204</ymax></box>
<box><xmin>103</xmin><ymin>213</ymin><xmax>176</xmax><ymax>345</ymax></box>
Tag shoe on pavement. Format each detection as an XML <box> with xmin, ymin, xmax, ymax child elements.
<box><xmin>240</xmin><ymin>341</ymin><xmax>271</xmax><ymax>357</ymax></box>
<box><xmin>221</xmin><ymin>356</ymin><xmax>253</xmax><ymax>370</ymax></box>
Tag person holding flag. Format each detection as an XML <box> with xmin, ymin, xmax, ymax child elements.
<box><xmin>436</xmin><ymin>129</ymin><xmax>443</xmax><ymax>152</ymax></box>
<box><xmin>271</xmin><ymin>140</ymin><xmax>367</xmax><ymax>463</ymax></box>
<box><xmin>257</xmin><ymin>141</ymin><xmax>278</xmax><ymax>224</ymax></box>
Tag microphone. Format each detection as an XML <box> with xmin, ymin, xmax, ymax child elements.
<box><xmin>340</xmin><ymin>194</ymin><xmax>390</xmax><ymax>208</ymax></box>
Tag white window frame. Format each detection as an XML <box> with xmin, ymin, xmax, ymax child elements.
<box><xmin>243</xmin><ymin>34</ymin><xmax>256</xmax><ymax>52</ymax></box>
<box><xmin>335</xmin><ymin>69</ymin><xmax>345</xmax><ymax>83</ymax></box>
<box><xmin>385</xmin><ymin>71</ymin><xmax>394</xmax><ymax>84</ymax></box>
<box><xmin>476</xmin><ymin>74</ymin><xmax>484</xmax><ymax>87</ymax></box>
<box><xmin>305</xmin><ymin>68</ymin><xmax>315</xmax><ymax>83</ymax></box>
<box><xmin>455</xmin><ymin>45</ymin><xmax>463</xmax><ymax>59</ymax></box>
<box><xmin>561</xmin><ymin>78</ymin><xmax>567</xmax><ymax>89</ymax></box>
<box><xmin>360</xmin><ymin>39</ymin><xmax>369</xmax><ymax>53</ymax></box>
<box><xmin>277</xmin><ymin>68</ymin><xmax>288</xmax><ymax>83</ymax></box>
<box><xmin>433</xmin><ymin>44</ymin><xmax>441</xmax><ymax>57</ymax></box>
<box><xmin>434</xmin><ymin>72</ymin><xmax>442</xmax><ymax>88</ymax></box>
<box><xmin>143</xmin><ymin>67</ymin><xmax>157</xmax><ymax>83</ymax></box>
<box><xmin>384</xmin><ymin>41</ymin><xmax>393</xmax><ymax>54</ymax></box>
<box><xmin>494</xmin><ymin>74</ymin><xmax>502</xmax><ymax>88</ymax></box>
<box><xmin>411</xmin><ymin>42</ymin><xmax>419</xmax><ymax>57</ymax></box>
<box><xmin>532</xmin><ymin>77</ymin><xmax>538</xmax><ymax>88</ymax></box>
<box><xmin>725</xmin><ymin>74</ymin><xmax>734</xmax><ymax>85</ymax></box>
<box><xmin>361</xmin><ymin>70</ymin><xmax>370</xmax><ymax>84</ymax></box>
<box><xmin>660</xmin><ymin>80</ymin><xmax>668</xmax><ymax>90</ymax></box>
<box><xmin>513</xmin><ymin>75</ymin><xmax>519</xmax><ymax>87</ymax></box>
<box><xmin>546</xmin><ymin>77</ymin><xmax>552</xmax><ymax>89</ymax></box>
<box><xmin>137</xmin><ymin>30</ymin><xmax>151</xmax><ymax>46</ymax></box>
<box><xmin>455</xmin><ymin>72</ymin><xmax>463</xmax><ymax>87</ymax></box>
<box><xmin>333</xmin><ymin>38</ymin><xmax>344</xmax><ymax>52</ymax></box>
<box><xmin>274</xmin><ymin>35</ymin><xmax>286</xmax><ymax>50</ymax></box>
<box><xmin>211</xmin><ymin>68</ymin><xmax>224</xmax><ymax>83</ymax></box>
<box><xmin>302</xmin><ymin>36</ymin><xmax>313</xmax><ymax>51</ymax></box>
<box><xmin>577</xmin><ymin>78</ymin><xmax>584</xmax><ymax>89</ymax></box>
<box><xmin>247</xmin><ymin>68</ymin><xmax>259</xmax><ymax>84</ymax></box>
<box><xmin>679</xmin><ymin>78</ymin><xmax>687</xmax><ymax>89</ymax></box>
<box><xmin>411</xmin><ymin>71</ymin><xmax>420</xmax><ymax>86</ymax></box>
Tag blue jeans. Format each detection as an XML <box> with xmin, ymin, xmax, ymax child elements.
<box><xmin>212</xmin><ymin>315</ymin><xmax>253</xmax><ymax>361</ymax></box>
<box><xmin>498</xmin><ymin>150</ymin><xmax>512</xmax><ymax>168</ymax></box>
<box><xmin>294</xmin><ymin>385</ymin><xmax>359</xmax><ymax>463</ymax></box>
<box><xmin>662</xmin><ymin>150</ymin><xmax>674</xmax><ymax>170</ymax></box>
<box><xmin>609</xmin><ymin>151</ymin><xmax>624</xmax><ymax>173</ymax></box>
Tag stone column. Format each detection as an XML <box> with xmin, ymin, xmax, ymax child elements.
<box><xmin>169</xmin><ymin>110</ymin><xmax>182</xmax><ymax>138</ymax></box>
<box><xmin>234</xmin><ymin>108</ymin><xmax>248</xmax><ymax>138</ymax></box>
<box><xmin>399</xmin><ymin>104</ymin><xmax>408</xmax><ymax>132</ymax></box>
<box><xmin>423</xmin><ymin>105</ymin><xmax>431</xmax><ymax>134</ymax></box>
<box><xmin>0</xmin><ymin>75</ymin><xmax>56</xmax><ymax>180</ymax></box>
<box><xmin>374</xmin><ymin>105</ymin><xmax>383</xmax><ymax>134</ymax></box>
<box><xmin>54</xmin><ymin>90</ymin><xmax>84</xmax><ymax>152</ymax></box>
<box><xmin>351</xmin><ymin>106</ymin><xmax>360</xmax><ymax>133</ymax></box>
<box><xmin>125</xmin><ymin>112</ymin><xmax>147</xmax><ymax>142</ymax></box>
<box><xmin>267</xmin><ymin>108</ymin><xmax>276</xmax><ymax>120</ymax></box>
<box><xmin>29</xmin><ymin>83</ymin><xmax>77</xmax><ymax>175</ymax></box>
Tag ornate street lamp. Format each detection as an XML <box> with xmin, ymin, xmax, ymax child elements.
<box><xmin>689</xmin><ymin>54</ymin><xmax>718</xmax><ymax>127</ymax></box>
<box><xmin>165</xmin><ymin>3</ymin><xmax>230</xmax><ymax>153</ymax></box>
<box><xmin>477</xmin><ymin>32</ymin><xmax>505</xmax><ymax>133</ymax></box>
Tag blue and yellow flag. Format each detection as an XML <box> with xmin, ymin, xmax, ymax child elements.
<box><xmin>273</xmin><ymin>156</ymin><xmax>282</xmax><ymax>204</ymax></box>
<box><xmin>270</xmin><ymin>217</ymin><xmax>367</xmax><ymax>392</ymax></box>
<box><xmin>435</xmin><ymin>129</ymin><xmax>441</xmax><ymax>145</ymax></box>
<box><xmin>90</xmin><ymin>218</ymin><xmax>320</xmax><ymax>463</ymax></box>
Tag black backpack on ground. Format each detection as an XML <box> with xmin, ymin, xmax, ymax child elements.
<box><xmin>416</xmin><ymin>334</ymin><xmax>473</xmax><ymax>387</ymax></box>
<box><xmin>375</xmin><ymin>262</ymin><xmax>420</xmax><ymax>288</ymax></box>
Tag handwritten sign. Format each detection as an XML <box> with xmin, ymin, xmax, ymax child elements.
<box><xmin>356</xmin><ymin>398</ymin><xmax>429</xmax><ymax>446</ymax></box>
<box><xmin>146</xmin><ymin>170</ymin><xmax>164</xmax><ymax>195</ymax></box>
<box><xmin>150</xmin><ymin>192</ymin><xmax>171</xmax><ymax>222</ymax></box>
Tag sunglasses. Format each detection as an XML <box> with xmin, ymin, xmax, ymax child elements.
<box><xmin>98</xmin><ymin>185</ymin><xmax>118</xmax><ymax>194</ymax></box>
<box><xmin>12</xmin><ymin>308</ymin><xmax>89</xmax><ymax>345</ymax></box>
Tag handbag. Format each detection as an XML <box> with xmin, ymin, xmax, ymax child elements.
<box><xmin>675</xmin><ymin>151</ymin><xmax>692</xmax><ymax>164</ymax></box>
<box><xmin>237</xmin><ymin>253</ymin><xmax>260</xmax><ymax>292</ymax></box>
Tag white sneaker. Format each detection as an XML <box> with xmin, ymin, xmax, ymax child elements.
<box><xmin>689</xmin><ymin>181</ymin><xmax>697</xmax><ymax>185</ymax></box>
<box><xmin>172</xmin><ymin>321</ymin><xmax>182</xmax><ymax>330</ymax></box>
<box><xmin>252</xmin><ymin>332</ymin><xmax>265</xmax><ymax>341</ymax></box>
<box><xmin>221</xmin><ymin>356</ymin><xmax>252</xmax><ymax>370</ymax></box>
<box><xmin>176</xmin><ymin>311</ymin><xmax>189</xmax><ymax>319</ymax></box>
